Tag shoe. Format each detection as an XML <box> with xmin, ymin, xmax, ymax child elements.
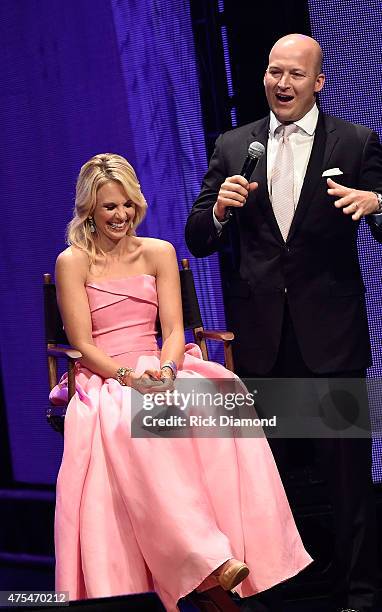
<box><xmin>215</xmin><ymin>559</ymin><xmax>250</xmax><ymax>591</ymax></box>
<box><xmin>188</xmin><ymin>586</ymin><xmax>240</xmax><ymax>611</ymax></box>
<box><xmin>197</xmin><ymin>559</ymin><xmax>250</xmax><ymax>594</ymax></box>
<box><xmin>339</xmin><ymin>608</ymin><xmax>361</xmax><ymax>611</ymax></box>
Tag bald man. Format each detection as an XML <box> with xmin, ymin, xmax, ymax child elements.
<box><xmin>186</xmin><ymin>35</ymin><xmax>382</xmax><ymax>612</ymax></box>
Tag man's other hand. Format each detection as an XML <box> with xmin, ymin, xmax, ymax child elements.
<box><xmin>327</xmin><ymin>177</ymin><xmax>380</xmax><ymax>221</ymax></box>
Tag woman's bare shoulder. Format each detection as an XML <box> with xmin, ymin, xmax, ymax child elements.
<box><xmin>140</xmin><ymin>237</ymin><xmax>176</xmax><ymax>256</ymax></box>
<box><xmin>55</xmin><ymin>246</ymin><xmax>89</xmax><ymax>278</ymax></box>
<box><xmin>139</xmin><ymin>238</ymin><xmax>178</xmax><ymax>279</ymax></box>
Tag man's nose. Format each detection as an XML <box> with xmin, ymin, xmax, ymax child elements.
<box><xmin>278</xmin><ymin>74</ymin><xmax>291</xmax><ymax>88</ymax></box>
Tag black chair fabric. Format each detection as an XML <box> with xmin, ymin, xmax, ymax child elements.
<box><xmin>179</xmin><ymin>268</ymin><xmax>203</xmax><ymax>330</ymax></box>
<box><xmin>43</xmin><ymin>283</ymin><xmax>68</xmax><ymax>345</ymax></box>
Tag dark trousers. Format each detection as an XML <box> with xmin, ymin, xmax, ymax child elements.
<box><xmin>241</xmin><ymin>303</ymin><xmax>378</xmax><ymax>611</ymax></box>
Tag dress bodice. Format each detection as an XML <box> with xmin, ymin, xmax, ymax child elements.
<box><xmin>85</xmin><ymin>275</ymin><xmax>158</xmax><ymax>357</ymax></box>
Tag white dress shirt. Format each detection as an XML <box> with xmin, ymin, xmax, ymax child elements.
<box><xmin>267</xmin><ymin>104</ymin><xmax>318</xmax><ymax>205</ymax></box>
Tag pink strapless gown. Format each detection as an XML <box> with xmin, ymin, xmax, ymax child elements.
<box><xmin>51</xmin><ymin>275</ymin><xmax>312</xmax><ymax>611</ymax></box>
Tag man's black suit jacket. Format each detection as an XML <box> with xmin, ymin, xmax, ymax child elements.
<box><xmin>185</xmin><ymin>113</ymin><xmax>382</xmax><ymax>374</ymax></box>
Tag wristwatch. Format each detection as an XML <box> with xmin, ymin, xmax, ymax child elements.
<box><xmin>372</xmin><ymin>191</ymin><xmax>382</xmax><ymax>213</ymax></box>
<box><xmin>160</xmin><ymin>360</ymin><xmax>177</xmax><ymax>380</ymax></box>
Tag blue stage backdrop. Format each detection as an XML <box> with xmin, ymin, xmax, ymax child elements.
<box><xmin>308</xmin><ymin>0</ymin><xmax>382</xmax><ymax>482</ymax></box>
<box><xmin>0</xmin><ymin>0</ymin><xmax>225</xmax><ymax>484</ymax></box>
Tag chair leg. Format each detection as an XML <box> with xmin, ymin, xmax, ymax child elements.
<box><xmin>194</xmin><ymin>326</ymin><xmax>209</xmax><ymax>361</ymax></box>
<box><xmin>224</xmin><ymin>342</ymin><xmax>234</xmax><ymax>372</ymax></box>
<box><xmin>68</xmin><ymin>359</ymin><xmax>76</xmax><ymax>400</ymax></box>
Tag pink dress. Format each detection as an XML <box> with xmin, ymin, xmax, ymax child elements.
<box><xmin>51</xmin><ymin>274</ymin><xmax>312</xmax><ymax>611</ymax></box>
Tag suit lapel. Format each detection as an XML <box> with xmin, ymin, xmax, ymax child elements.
<box><xmin>246</xmin><ymin>117</ymin><xmax>269</xmax><ymax>186</ymax></box>
<box><xmin>322</xmin><ymin>114</ymin><xmax>339</xmax><ymax>170</ymax></box>
<box><xmin>287</xmin><ymin>112</ymin><xmax>336</xmax><ymax>242</ymax></box>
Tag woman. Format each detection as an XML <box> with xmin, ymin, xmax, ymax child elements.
<box><xmin>51</xmin><ymin>153</ymin><xmax>312</xmax><ymax>611</ymax></box>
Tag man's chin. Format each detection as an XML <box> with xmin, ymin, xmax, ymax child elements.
<box><xmin>272</xmin><ymin>106</ymin><xmax>297</xmax><ymax>123</ymax></box>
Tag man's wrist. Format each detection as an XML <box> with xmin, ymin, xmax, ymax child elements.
<box><xmin>213</xmin><ymin>202</ymin><xmax>231</xmax><ymax>222</ymax></box>
<box><xmin>372</xmin><ymin>192</ymin><xmax>382</xmax><ymax>214</ymax></box>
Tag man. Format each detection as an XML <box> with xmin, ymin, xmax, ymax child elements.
<box><xmin>186</xmin><ymin>34</ymin><xmax>382</xmax><ymax>612</ymax></box>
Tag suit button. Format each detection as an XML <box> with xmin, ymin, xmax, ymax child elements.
<box><xmin>284</xmin><ymin>287</ymin><xmax>288</xmax><ymax>294</ymax></box>
<box><xmin>285</xmin><ymin>247</ymin><xmax>290</xmax><ymax>253</ymax></box>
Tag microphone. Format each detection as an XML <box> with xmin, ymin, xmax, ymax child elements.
<box><xmin>224</xmin><ymin>141</ymin><xmax>265</xmax><ymax>220</ymax></box>
<box><xmin>240</xmin><ymin>141</ymin><xmax>265</xmax><ymax>181</ymax></box>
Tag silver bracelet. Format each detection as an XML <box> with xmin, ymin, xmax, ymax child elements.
<box><xmin>116</xmin><ymin>366</ymin><xmax>134</xmax><ymax>386</ymax></box>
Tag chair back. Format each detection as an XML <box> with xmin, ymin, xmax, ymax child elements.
<box><xmin>179</xmin><ymin>267</ymin><xmax>203</xmax><ymax>331</ymax></box>
<box><xmin>43</xmin><ymin>274</ymin><xmax>68</xmax><ymax>345</ymax></box>
<box><xmin>179</xmin><ymin>259</ymin><xmax>208</xmax><ymax>359</ymax></box>
<box><xmin>44</xmin><ymin>273</ymin><xmax>82</xmax><ymax>434</ymax></box>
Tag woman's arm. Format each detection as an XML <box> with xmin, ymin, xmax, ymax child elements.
<box><xmin>154</xmin><ymin>241</ymin><xmax>185</xmax><ymax>371</ymax></box>
<box><xmin>56</xmin><ymin>248</ymin><xmax>133</xmax><ymax>380</ymax></box>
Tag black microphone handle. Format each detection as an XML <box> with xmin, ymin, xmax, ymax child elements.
<box><xmin>240</xmin><ymin>156</ymin><xmax>258</xmax><ymax>182</ymax></box>
<box><xmin>224</xmin><ymin>154</ymin><xmax>261</xmax><ymax>219</ymax></box>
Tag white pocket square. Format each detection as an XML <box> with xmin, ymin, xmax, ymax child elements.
<box><xmin>322</xmin><ymin>168</ymin><xmax>343</xmax><ymax>177</ymax></box>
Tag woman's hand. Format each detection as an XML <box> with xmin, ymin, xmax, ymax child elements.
<box><xmin>142</xmin><ymin>368</ymin><xmax>175</xmax><ymax>393</ymax></box>
<box><xmin>129</xmin><ymin>369</ymin><xmax>168</xmax><ymax>395</ymax></box>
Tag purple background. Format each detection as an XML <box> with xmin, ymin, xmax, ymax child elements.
<box><xmin>0</xmin><ymin>0</ymin><xmax>225</xmax><ymax>484</ymax></box>
<box><xmin>308</xmin><ymin>0</ymin><xmax>382</xmax><ymax>484</ymax></box>
<box><xmin>0</xmin><ymin>0</ymin><xmax>381</xmax><ymax>484</ymax></box>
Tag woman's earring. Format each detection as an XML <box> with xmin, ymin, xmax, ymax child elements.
<box><xmin>88</xmin><ymin>217</ymin><xmax>96</xmax><ymax>233</ymax></box>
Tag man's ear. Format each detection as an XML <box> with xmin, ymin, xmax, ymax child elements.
<box><xmin>315</xmin><ymin>73</ymin><xmax>325</xmax><ymax>93</ymax></box>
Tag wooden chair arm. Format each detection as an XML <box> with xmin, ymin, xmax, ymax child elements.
<box><xmin>46</xmin><ymin>346</ymin><xmax>82</xmax><ymax>399</ymax></box>
<box><xmin>196</xmin><ymin>330</ymin><xmax>234</xmax><ymax>342</ymax></box>
<box><xmin>47</xmin><ymin>347</ymin><xmax>82</xmax><ymax>359</ymax></box>
<box><xmin>195</xmin><ymin>330</ymin><xmax>235</xmax><ymax>372</ymax></box>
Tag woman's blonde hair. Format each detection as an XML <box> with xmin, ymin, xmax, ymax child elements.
<box><xmin>66</xmin><ymin>153</ymin><xmax>147</xmax><ymax>261</ymax></box>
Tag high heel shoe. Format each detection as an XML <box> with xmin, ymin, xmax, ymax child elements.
<box><xmin>215</xmin><ymin>559</ymin><xmax>250</xmax><ymax>591</ymax></box>
<box><xmin>189</xmin><ymin>558</ymin><xmax>249</xmax><ymax>611</ymax></box>
<box><xmin>196</xmin><ymin>558</ymin><xmax>250</xmax><ymax>594</ymax></box>
<box><xmin>187</xmin><ymin>586</ymin><xmax>240</xmax><ymax>611</ymax></box>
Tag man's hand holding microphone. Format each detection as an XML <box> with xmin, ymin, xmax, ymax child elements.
<box><xmin>213</xmin><ymin>141</ymin><xmax>265</xmax><ymax>222</ymax></box>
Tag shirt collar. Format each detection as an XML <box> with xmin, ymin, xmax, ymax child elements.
<box><xmin>269</xmin><ymin>103</ymin><xmax>319</xmax><ymax>137</ymax></box>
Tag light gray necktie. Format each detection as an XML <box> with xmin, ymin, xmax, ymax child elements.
<box><xmin>271</xmin><ymin>124</ymin><xmax>297</xmax><ymax>241</ymax></box>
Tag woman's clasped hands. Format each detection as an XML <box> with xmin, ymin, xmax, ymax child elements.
<box><xmin>129</xmin><ymin>368</ymin><xmax>175</xmax><ymax>394</ymax></box>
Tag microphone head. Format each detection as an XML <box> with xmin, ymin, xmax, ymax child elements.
<box><xmin>248</xmin><ymin>141</ymin><xmax>265</xmax><ymax>160</ymax></box>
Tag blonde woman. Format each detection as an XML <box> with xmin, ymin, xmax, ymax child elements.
<box><xmin>51</xmin><ymin>153</ymin><xmax>312</xmax><ymax>611</ymax></box>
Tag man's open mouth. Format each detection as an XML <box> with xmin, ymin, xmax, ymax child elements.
<box><xmin>276</xmin><ymin>93</ymin><xmax>294</xmax><ymax>102</ymax></box>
